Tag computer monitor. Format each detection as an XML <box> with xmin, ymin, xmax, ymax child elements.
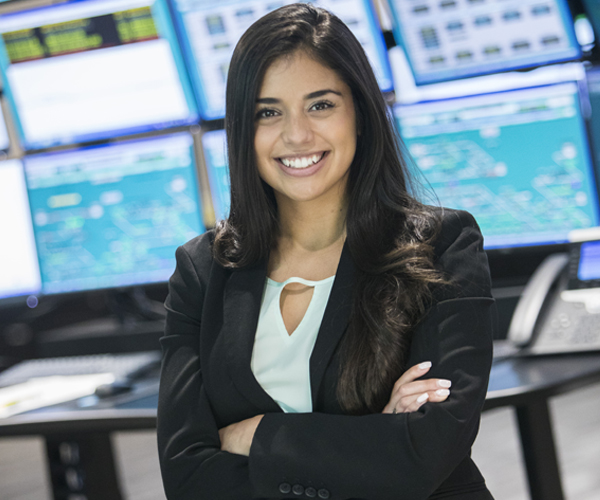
<box><xmin>394</xmin><ymin>81</ymin><xmax>600</xmax><ymax>250</ymax></box>
<box><xmin>387</xmin><ymin>0</ymin><xmax>581</xmax><ymax>85</ymax></box>
<box><xmin>0</xmin><ymin>159</ymin><xmax>42</xmax><ymax>301</ymax></box>
<box><xmin>0</xmin><ymin>0</ymin><xmax>198</xmax><ymax>150</ymax></box>
<box><xmin>201</xmin><ymin>129</ymin><xmax>230</xmax><ymax>221</ymax></box>
<box><xmin>23</xmin><ymin>132</ymin><xmax>205</xmax><ymax>295</ymax></box>
<box><xmin>170</xmin><ymin>0</ymin><xmax>394</xmax><ymax>120</ymax></box>
<box><xmin>586</xmin><ymin>65</ymin><xmax>600</xmax><ymax>171</ymax></box>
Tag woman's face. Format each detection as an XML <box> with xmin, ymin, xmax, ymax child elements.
<box><xmin>254</xmin><ymin>51</ymin><xmax>357</xmax><ymax>206</ymax></box>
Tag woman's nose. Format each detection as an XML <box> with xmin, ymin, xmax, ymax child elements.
<box><xmin>281</xmin><ymin>112</ymin><xmax>313</xmax><ymax>146</ymax></box>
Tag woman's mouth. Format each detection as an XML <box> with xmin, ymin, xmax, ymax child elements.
<box><xmin>278</xmin><ymin>151</ymin><xmax>327</xmax><ymax>169</ymax></box>
<box><xmin>276</xmin><ymin>152</ymin><xmax>328</xmax><ymax>177</ymax></box>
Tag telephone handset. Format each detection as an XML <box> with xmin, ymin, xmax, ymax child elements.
<box><xmin>506</xmin><ymin>240</ymin><xmax>600</xmax><ymax>355</ymax></box>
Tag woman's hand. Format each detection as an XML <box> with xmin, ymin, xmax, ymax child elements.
<box><xmin>218</xmin><ymin>414</ymin><xmax>264</xmax><ymax>456</ymax></box>
<box><xmin>382</xmin><ymin>361</ymin><xmax>451</xmax><ymax>414</ymax></box>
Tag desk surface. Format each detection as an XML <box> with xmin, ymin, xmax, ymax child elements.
<box><xmin>485</xmin><ymin>352</ymin><xmax>600</xmax><ymax>409</ymax></box>
<box><xmin>1</xmin><ymin>352</ymin><xmax>600</xmax><ymax>436</ymax></box>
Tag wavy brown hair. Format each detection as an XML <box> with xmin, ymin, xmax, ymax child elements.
<box><xmin>214</xmin><ymin>3</ymin><xmax>446</xmax><ymax>414</ymax></box>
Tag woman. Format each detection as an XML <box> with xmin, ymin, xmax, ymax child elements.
<box><xmin>157</xmin><ymin>4</ymin><xmax>495</xmax><ymax>500</ymax></box>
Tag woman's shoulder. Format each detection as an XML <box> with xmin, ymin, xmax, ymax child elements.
<box><xmin>174</xmin><ymin>229</ymin><xmax>218</xmax><ymax>280</ymax></box>
<box><xmin>180</xmin><ymin>228</ymin><xmax>216</xmax><ymax>258</ymax></box>
<box><xmin>426</xmin><ymin>206</ymin><xmax>491</xmax><ymax>299</ymax></box>
<box><xmin>427</xmin><ymin>206</ymin><xmax>483</xmax><ymax>261</ymax></box>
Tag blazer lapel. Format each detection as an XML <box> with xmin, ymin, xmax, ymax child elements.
<box><xmin>221</xmin><ymin>243</ymin><xmax>356</xmax><ymax>414</ymax></box>
<box><xmin>223</xmin><ymin>259</ymin><xmax>283</xmax><ymax>413</ymax></box>
<box><xmin>309</xmin><ymin>242</ymin><xmax>356</xmax><ymax>408</ymax></box>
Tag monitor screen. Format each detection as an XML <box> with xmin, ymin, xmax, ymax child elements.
<box><xmin>0</xmin><ymin>0</ymin><xmax>198</xmax><ymax>150</ymax></box>
<box><xmin>578</xmin><ymin>240</ymin><xmax>600</xmax><ymax>281</ymax></box>
<box><xmin>201</xmin><ymin>129</ymin><xmax>230</xmax><ymax>221</ymax></box>
<box><xmin>586</xmin><ymin>65</ymin><xmax>600</xmax><ymax>166</ymax></box>
<box><xmin>394</xmin><ymin>82</ymin><xmax>600</xmax><ymax>250</ymax></box>
<box><xmin>23</xmin><ymin>132</ymin><xmax>205</xmax><ymax>295</ymax></box>
<box><xmin>581</xmin><ymin>0</ymin><xmax>600</xmax><ymax>49</ymax></box>
<box><xmin>387</xmin><ymin>0</ymin><xmax>581</xmax><ymax>85</ymax></box>
<box><xmin>0</xmin><ymin>159</ymin><xmax>41</xmax><ymax>300</ymax></box>
<box><xmin>170</xmin><ymin>0</ymin><xmax>394</xmax><ymax>120</ymax></box>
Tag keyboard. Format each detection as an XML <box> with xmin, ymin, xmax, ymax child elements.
<box><xmin>0</xmin><ymin>351</ymin><xmax>162</xmax><ymax>388</ymax></box>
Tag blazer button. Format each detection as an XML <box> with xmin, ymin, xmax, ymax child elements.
<box><xmin>292</xmin><ymin>484</ymin><xmax>305</xmax><ymax>495</ymax></box>
<box><xmin>318</xmin><ymin>488</ymin><xmax>330</xmax><ymax>499</ymax></box>
<box><xmin>279</xmin><ymin>483</ymin><xmax>292</xmax><ymax>494</ymax></box>
<box><xmin>305</xmin><ymin>486</ymin><xmax>317</xmax><ymax>498</ymax></box>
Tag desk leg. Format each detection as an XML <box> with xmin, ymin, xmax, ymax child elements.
<box><xmin>45</xmin><ymin>433</ymin><xmax>124</xmax><ymax>500</ymax></box>
<box><xmin>515</xmin><ymin>399</ymin><xmax>565</xmax><ymax>500</ymax></box>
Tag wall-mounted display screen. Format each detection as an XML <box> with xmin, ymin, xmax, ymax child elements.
<box><xmin>388</xmin><ymin>0</ymin><xmax>581</xmax><ymax>85</ymax></box>
<box><xmin>201</xmin><ymin>129</ymin><xmax>229</xmax><ymax>221</ymax></box>
<box><xmin>581</xmin><ymin>0</ymin><xmax>600</xmax><ymax>49</ymax></box>
<box><xmin>0</xmin><ymin>159</ymin><xmax>41</xmax><ymax>300</ymax></box>
<box><xmin>578</xmin><ymin>240</ymin><xmax>600</xmax><ymax>281</ymax></box>
<box><xmin>394</xmin><ymin>82</ymin><xmax>600</xmax><ymax>249</ymax></box>
<box><xmin>0</xmin><ymin>0</ymin><xmax>198</xmax><ymax>150</ymax></box>
<box><xmin>171</xmin><ymin>0</ymin><xmax>393</xmax><ymax>120</ymax></box>
<box><xmin>586</xmin><ymin>65</ymin><xmax>600</xmax><ymax>178</ymax></box>
<box><xmin>23</xmin><ymin>132</ymin><xmax>205</xmax><ymax>295</ymax></box>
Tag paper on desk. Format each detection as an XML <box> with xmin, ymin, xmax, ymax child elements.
<box><xmin>0</xmin><ymin>373</ymin><xmax>115</xmax><ymax>419</ymax></box>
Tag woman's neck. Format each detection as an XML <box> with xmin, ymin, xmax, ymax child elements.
<box><xmin>268</xmin><ymin>195</ymin><xmax>347</xmax><ymax>280</ymax></box>
<box><xmin>277</xmin><ymin>196</ymin><xmax>346</xmax><ymax>251</ymax></box>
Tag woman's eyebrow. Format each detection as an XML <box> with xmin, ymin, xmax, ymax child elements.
<box><xmin>256</xmin><ymin>97</ymin><xmax>280</xmax><ymax>104</ymax></box>
<box><xmin>304</xmin><ymin>89</ymin><xmax>342</xmax><ymax>99</ymax></box>
<box><xmin>256</xmin><ymin>89</ymin><xmax>342</xmax><ymax>104</ymax></box>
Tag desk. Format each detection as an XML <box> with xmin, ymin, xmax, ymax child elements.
<box><xmin>485</xmin><ymin>353</ymin><xmax>600</xmax><ymax>500</ymax></box>
<box><xmin>0</xmin><ymin>379</ymin><xmax>159</xmax><ymax>500</ymax></box>
<box><xmin>1</xmin><ymin>354</ymin><xmax>600</xmax><ymax>500</ymax></box>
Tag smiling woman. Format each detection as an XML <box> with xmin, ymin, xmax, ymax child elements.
<box><xmin>157</xmin><ymin>3</ymin><xmax>496</xmax><ymax>500</ymax></box>
<box><xmin>254</xmin><ymin>52</ymin><xmax>357</xmax><ymax>205</ymax></box>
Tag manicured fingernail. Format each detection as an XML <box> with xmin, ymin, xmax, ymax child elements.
<box><xmin>437</xmin><ymin>379</ymin><xmax>451</xmax><ymax>388</ymax></box>
<box><xmin>436</xmin><ymin>389</ymin><xmax>450</xmax><ymax>397</ymax></box>
<box><xmin>417</xmin><ymin>393</ymin><xmax>429</xmax><ymax>403</ymax></box>
<box><xmin>419</xmin><ymin>361</ymin><xmax>432</xmax><ymax>370</ymax></box>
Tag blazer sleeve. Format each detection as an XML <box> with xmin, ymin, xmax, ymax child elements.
<box><xmin>157</xmin><ymin>236</ymin><xmax>255</xmax><ymax>500</ymax></box>
<box><xmin>248</xmin><ymin>210</ymin><xmax>495</xmax><ymax>500</ymax></box>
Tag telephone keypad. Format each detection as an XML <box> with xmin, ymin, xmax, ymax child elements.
<box><xmin>536</xmin><ymin>299</ymin><xmax>600</xmax><ymax>353</ymax></box>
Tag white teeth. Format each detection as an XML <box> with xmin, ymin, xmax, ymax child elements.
<box><xmin>281</xmin><ymin>153</ymin><xmax>323</xmax><ymax>169</ymax></box>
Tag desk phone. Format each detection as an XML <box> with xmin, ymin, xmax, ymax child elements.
<box><xmin>507</xmin><ymin>240</ymin><xmax>600</xmax><ymax>355</ymax></box>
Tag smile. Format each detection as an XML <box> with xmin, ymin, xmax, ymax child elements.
<box><xmin>278</xmin><ymin>152</ymin><xmax>327</xmax><ymax>169</ymax></box>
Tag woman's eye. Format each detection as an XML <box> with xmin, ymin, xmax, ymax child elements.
<box><xmin>310</xmin><ymin>101</ymin><xmax>334</xmax><ymax>111</ymax></box>
<box><xmin>256</xmin><ymin>108</ymin><xmax>278</xmax><ymax>120</ymax></box>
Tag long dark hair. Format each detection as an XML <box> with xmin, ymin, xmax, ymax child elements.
<box><xmin>215</xmin><ymin>3</ymin><xmax>445</xmax><ymax>414</ymax></box>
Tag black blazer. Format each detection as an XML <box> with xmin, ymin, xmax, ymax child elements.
<box><xmin>157</xmin><ymin>208</ymin><xmax>496</xmax><ymax>500</ymax></box>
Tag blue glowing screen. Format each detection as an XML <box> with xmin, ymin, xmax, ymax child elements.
<box><xmin>201</xmin><ymin>129</ymin><xmax>230</xmax><ymax>222</ymax></box>
<box><xmin>24</xmin><ymin>132</ymin><xmax>205</xmax><ymax>294</ymax></box>
<box><xmin>394</xmin><ymin>82</ymin><xmax>600</xmax><ymax>250</ymax></box>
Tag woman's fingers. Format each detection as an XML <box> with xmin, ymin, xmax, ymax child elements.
<box><xmin>394</xmin><ymin>378</ymin><xmax>451</xmax><ymax>399</ymax></box>
<box><xmin>382</xmin><ymin>361</ymin><xmax>453</xmax><ymax>414</ymax></box>
<box><xmin>384</xmin><ymin>382</ymin><xmax>452</xmax><ymax>415</ymax></box>
<box><xmin>385</xmin><ymin>386</ymin><xmax>450</xmax><ymax>414</ymax></box>
<box><xmin>404</xmin><ymin>392</ymin><xmax>430</xmax><ymax>413</ymax></box>
<box><xmin>392</xmin><ymin>361</ymin><xmax>432</xmax><ymax>390</ymax></box>
<box><xmin>402</xmin><ymin>386</ymin><xmax>450</xmax><ymax>410</ymax></box>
